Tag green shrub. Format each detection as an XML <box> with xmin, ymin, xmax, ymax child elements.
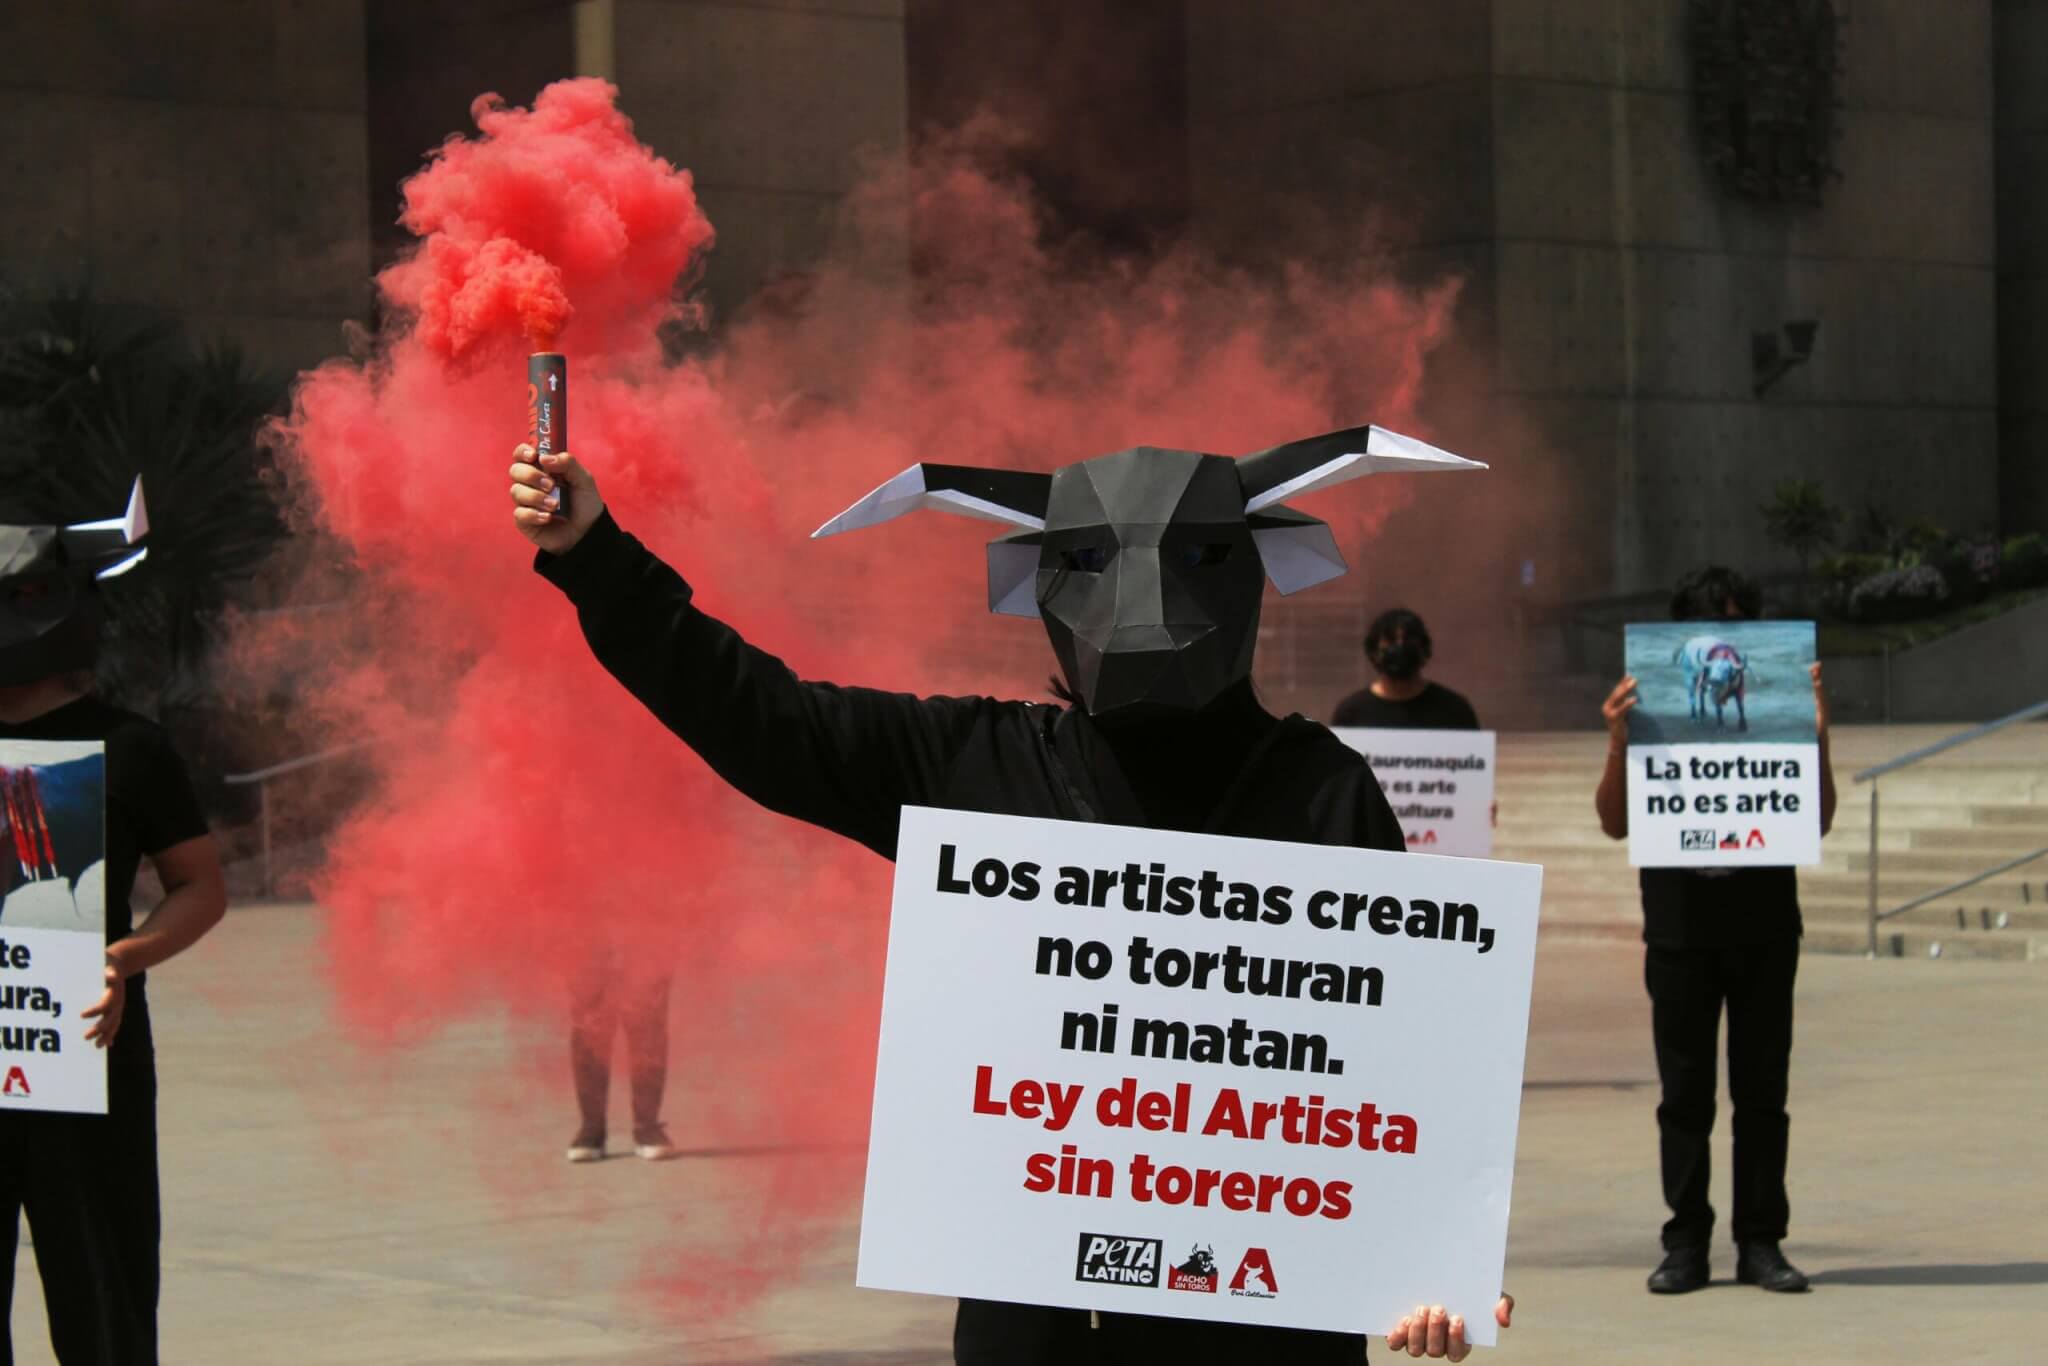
<box><xmin>1846</xmin><ymin>564</ymin><xmax>1951</xmax><ymax>623</ymax></box>
<box><xmin>2003</xmin><ymin>533</ymin><xmax>2048</xmax><ymax>589</ymax></box>
<box><xmin>1899</xmin><ymin>521</ymin><xmax>1952</xmax><ymax>557</ymax></box>
<box><xmin>1759</xmin><ymin>478</ymin><xmax>1840</xmax><ymax>578</ymax></box>
<box><xmin>1923</xmin><ymin>539</ymin><xmax>1997</xmax><ymax>607</ymax></box>
<box><xmin>1817</xmin><ymin>551</ymin><xmax>1887</xmax><ymax>586</ymax></box>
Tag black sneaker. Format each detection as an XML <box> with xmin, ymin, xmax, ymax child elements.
<box><xmin>1735</xmin><ymin>1240</ymin><xmax>1809</xmax><ymax>1292</ymax></box>
<box><xmin>1647</xmin><ymin>1245</ymin><xmax>1710</xmax><ymax>1294</ymax></box>
<box><xmin>566</xmin><ymin>1126</ymin><xmax>605</xmax><ymax>1163</ymax></box>
<box><xmin>633</xmin><ymin>1122</ymin><xmax>682</xmax><ymax>1161</ymax></box>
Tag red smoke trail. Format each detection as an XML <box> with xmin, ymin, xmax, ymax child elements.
<box><xmin>261</xmin><ymin>78</ymin><xmax>1459</xmax><ymax>1322</ymax></box>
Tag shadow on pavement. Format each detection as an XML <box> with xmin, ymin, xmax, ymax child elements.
<box><xmin>1810</xmin><ymin>1263</ymin><xmax>2048</xmax><ymax>1287</ymax></box>
<box><xmin>1522</xmin><ymin>1079</ymin><xmax>1655</xmax><ymax>1092</ymax></box>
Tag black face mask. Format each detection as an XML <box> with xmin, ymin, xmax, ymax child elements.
<box><xmin>1035</xmin><ymin>451</ymin><xmax>1266</xmax><ymax>718</ymax></box>
<box><xmin>810</xmin><ymin>425</ymin><xmax>1486</xmax><ymax>717</ymax></box>
<box><xmin>1372</xmin><ymin>641</ymin><xmax>1425</xmax><ymax>682</ymax></box>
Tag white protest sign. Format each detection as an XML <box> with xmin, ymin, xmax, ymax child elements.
<box><xmin>1624</xmin><ymin>622</ymin><xmax>1821</xmax><ymax>868</ymax></box>
<box><xmin>0</xmin><ymin>740</ymin><xmax>108</xmax><ymax>1115</ymax></box>
<box><xmin>1627</xmin><ymin>744</ymin><xmax>1821</xmax><ymax>867</ymax></box>
<box><xmin>858</xmin><ymin>806</ymin><xmax>1542</xmax><ymax>1342</ymax></box>
<box><xmin>1333</xmin><ymin>729</ymin><xmax>1496</xmax><ymax>858</ymax></box>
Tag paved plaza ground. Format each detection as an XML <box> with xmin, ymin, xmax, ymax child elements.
<box><xmin>9</xmin><ymin>906</ymin><xmax>2044</xmax><ymax>1364</ymax></box>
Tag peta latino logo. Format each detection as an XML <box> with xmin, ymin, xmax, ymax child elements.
<box><xmin>1681</xmin><ymin>829</ymin><xmax>1717</xmax><ymax>851</ymax></box>
<box><xmin>1228</xmin><ymin>1247</ymin><xmax>1278</xmax><ymax>1298</ymax></box>
<box><xmin>1</xmin><ymin>1066</ymin><xmax>28</xmax><ymax>1096</ymax></box>
<box><xmin>1167</xmin><ymin>1243</ymin><xmax>1219</xmax><ymax>1293</ymax></box>
<box><xmin>1074</xmin><ymin>1233</ymin><xmax>1162</xmax><ymax>1288</ymax></box>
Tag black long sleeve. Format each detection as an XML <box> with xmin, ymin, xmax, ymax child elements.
<box><xmin>536</xmin><ymin>512</ymin><xmax>989</xmax><ymax>857</ymax></box>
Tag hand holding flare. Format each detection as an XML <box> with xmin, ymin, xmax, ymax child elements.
<box><xmin>527</xmin><ymin>350</ymin><xmax>570</xmax><ymax>519</ymax></box>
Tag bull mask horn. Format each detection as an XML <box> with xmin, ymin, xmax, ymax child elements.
<box><xmin>56</xmin><ymin>476</ymin><xmax>150</xmax><ymax>580</ymax></box>
<box><xmin>1237</xmin><ymin>425</ymin><xmax>1486</xmax><ymax>513</ymax></box>
<box><xmin>813</xmin><ymin>463</ymin><xmax>1051</xmax><ymax>617</ymax></box>
<box><xmin>1234</xmin><ymin>425</ymin><xmax>1484</xmax><ymax>596</ymax></box>
<box><xmin>811</xmin><ymin>464</ymin><xmax>1050</xmax><ymax>538</ymax></box>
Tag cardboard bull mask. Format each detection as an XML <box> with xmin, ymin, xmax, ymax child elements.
<box><xmin>814</xmin><ymin>427</ymin><xmax>1482</xmax><ymax>717</ymax></box>
<box><xmin>0</xmin><ymin>479</ymin><xmax>149</xmax><ymax>686</ymax></box>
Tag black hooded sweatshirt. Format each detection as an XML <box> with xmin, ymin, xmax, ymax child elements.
<box><xmin>539</xmin><ymin>511</ymin><xmax>1404</xmax><ymax>1365</ymax></box>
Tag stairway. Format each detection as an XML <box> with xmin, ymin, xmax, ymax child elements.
<box><xmin>1491</xmin><ymin>724</ymin><xmax>2048</xmax><ymax>960</ymax></box>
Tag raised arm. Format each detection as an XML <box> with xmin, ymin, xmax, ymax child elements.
<box><xmin>1594</xmin><ymin>674</ymin><xmax>1637</xmax><ymax>840</ymax></box>
<box><xmin>513</xmin><ymin>445</ymin><xmax>983</xmax><ymax>857</ymax></box>
<box><xmin>1812</xmin><ymin>661</ymin><xmax>1837</xmax><ymax>836</ymax></box>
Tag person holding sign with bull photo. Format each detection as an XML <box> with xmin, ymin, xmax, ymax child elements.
<box><xmin>1593</xmin><ymin>566</ymin><xmax>1837</xmax><ymax>1298</ymax></box>
<box><xmin>511</xmin><ymin>425</ymin><xmax>1515</xmax><ymax>1363</ymax></box>
<box><xmin>0</xmin><ymin>484</ymin><xmax>228</xmax><ymax>1363</ymax></box>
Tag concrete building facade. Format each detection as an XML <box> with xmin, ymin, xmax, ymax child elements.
<box><xmin>3</xmin><ymin>1</ymin><xmax>2032</xmax><ymax>638</ymax></box>
<box><xmin>1187</xmin><ymin>0</ymin><xmax>2004</xmax><ymax>601</ymax></box>
<box><xmin>0</xmin><ymin>1</ymin><xmax>373</xmax><ymax>376</ymax></box>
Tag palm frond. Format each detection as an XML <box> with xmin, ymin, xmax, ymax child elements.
<box><xmin>0</xmin><ymin>289</ymin><xmax>292</xmax><ymax>712</ymax></box>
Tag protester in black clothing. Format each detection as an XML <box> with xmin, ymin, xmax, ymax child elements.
<box><xmin>1332</xmin><ymin>608</ymin><xmax>1479</xmax><ymax>730</ymax></box>
<box><xmin>0</xmin><ymin>492</ymin><xmax>227</xmax><ymax>1364</ymax></box>
<box><xmin>509</xmin><ymin>435</ymin><xmax>1512</xmax><ymax>1364</ymax></box>
<box><xmin>1592</xmin><ymin>566</ymin><xmax>1835</xmax><ymax>1297</ymax></box>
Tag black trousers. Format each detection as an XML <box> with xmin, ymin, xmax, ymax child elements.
<box><xmin>1644</xmin><ymin>939</ymin><xmax>1798</xmax><ymax>1250</ymax></box>
<box><xmin>0</xmin><ymin>1059</ymin><xmax>160</xmax><ymax>1365</ymax></box>
<box><xmin>568</xmin><ymin>961</ymin><xmax>672</xmax><ymax>1138</ymax></box>
<box><xmin>953</xmin><ymin>1301</ymin><xmax>1366</xmax><ymax>1365</ymax></box>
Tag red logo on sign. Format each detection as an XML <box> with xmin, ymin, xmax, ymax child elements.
<box><xmin>1229</xmin><ymin>1248</ymin><xmax>1278</xmax><ymax>1297</ymax></box>
<box><xmin>1746</xmin><ymin>829</ymin><xmax>1767</xmax><ymax>848</ymax></box>
<box><xmin>2</xmin><ymin>1066</ymin><xmax>29</xmax><ymax>1096</ymax></box>
<box><xmin>1168</xmin><ymin>1244</ymin><xmax>1219</xmax><ymax>1293</ymax></box>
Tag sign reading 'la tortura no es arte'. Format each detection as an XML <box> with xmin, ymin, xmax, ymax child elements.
<box><xmin>1624</xmin><ymin>621</ymin><xmax>1821</xmax><ymax>869</ymax></box>
<box><xmin>858</xmin><ymin>807</ymin><xmax>1542</xmax><ymax>1342</ymax></box>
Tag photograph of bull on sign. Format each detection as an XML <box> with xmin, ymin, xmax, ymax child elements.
<box><xmin>0</xmin><ymin>741</ymin><xmax>107</xmax><ymax>933</ymax></box>
<box><xmin>1621</xmin><ymin>621</ymin><xmax>1817</xmax><ymax>746</ymax></box>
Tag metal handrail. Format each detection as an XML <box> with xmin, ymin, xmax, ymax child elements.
<box><xmin>221</xmin><ymin>739</ymin><xmax>378</xmax><ymax>787</ymax></box>
<box><xmin>1852</xmin><ymin>698</ymin><xmax>2048</xmax><ymax>784</ymax></box>
<box><xmin>1854</xmin><ymin>697</ymin><xmax>2048</xmax><ymax>955</ymax></box>
<box><xmin>221</xmin><ymin>739</ymin><xmax>382</xmax><ymax>898</ymax></box>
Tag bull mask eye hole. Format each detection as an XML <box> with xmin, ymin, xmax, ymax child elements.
<box><xmin>1060</xmin><ymin>545</ymin><xmax>1112</xmax><ymax>574</ymax></box>
<box><xmin>1180</xmin><ymin>543</ymin><xmax>1233</xmax><ymax>569</ymax></box>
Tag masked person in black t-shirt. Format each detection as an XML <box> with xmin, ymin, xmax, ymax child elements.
<box><xmin>0</xmin><ymin>488</ymin><xmax>227</xmax><ymax>1364</ymax></box>
<box><xmin>511</xmin><ymin>430</ymin><xmax>1514</xmax><ymax>1364</ymax></box>
<box><xmin>1331</xmin><ymin>609</ymin><xmax>1480</xmax><ymax>731</ymax></box>
<box><xmin>1592</xmin><ymin>567</ymin><xmax>1835</xmax><ymax>1298</ymax></box>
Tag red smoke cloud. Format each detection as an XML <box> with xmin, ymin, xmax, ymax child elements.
<box><xmin>264</xmin><ymin>78</ymin><xmax>1459</xmax><ymax>1319</ymax></box>
<box><xmin>379</xmin><ymin>80</ymin><xmax>711</xmax><ymax>355</ymax></box>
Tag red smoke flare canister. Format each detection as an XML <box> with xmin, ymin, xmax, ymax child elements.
<box><xmin>528</xmin><ymin>352</ymin><xmax>570</xmax><ymax>517</ymax></box>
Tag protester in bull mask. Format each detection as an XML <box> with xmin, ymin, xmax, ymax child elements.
<box><xmin>1332</xmin><ymin>608</ymin><xmax>1480</xmax><ymax>731</ymax></box>
<box><xmin>509</xmin><ymin>424</ymin><xmax>1515</xmax><ymax>1365</ymax></box>
<box><xmin>1593</xmin><ymin>565</ymin><xmax>1836</xmax><ymax>1297</ymax></box>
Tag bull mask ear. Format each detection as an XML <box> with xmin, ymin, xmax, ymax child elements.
<box><xmin>812</xmin><ymin>463</ymin><xmax>1051</xmax><ymax>539</ymax></box>
<box><xmin>1247</xmin><ymin>507</ymin><xmax>1346</xmax><ymax>595</ymax></box>
<box><xmin>1237</xmin><ymin>425</ymin><xmax>1485</xmax><ymax>513</ymax></box>
<box><xmin>58</xmin><ymin>476</ymin><xmax>150</xmax><ymax>580</ymax></box>
<box><xmin>987</xmin><ymin>531</ymin><xmax>1042</xmax><ymax>618</ymax></box>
